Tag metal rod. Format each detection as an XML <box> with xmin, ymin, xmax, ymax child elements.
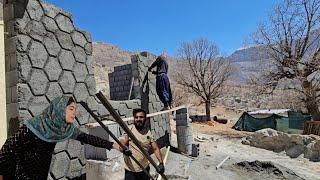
<box><xmin>79</xmin><ymin>102</ymin><xmax>155</xmax><ymax>180</ymax></box>
<box><xmin>96</xmin><ymin>91</ymin><xmax>168</xmax><ymax>180</ymax></box>
<box><xmin>216</xmin><ymin>156</ymin><xmax>230</xmax><ymax>170</ymax></box>
<box><xmin>128</xmin><ymin>76</ymin><xmax>134</xmax><ymax>100</ymax></box>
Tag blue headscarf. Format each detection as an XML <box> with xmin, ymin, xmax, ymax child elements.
<box><xmin>24</xmin><ymin>96</ymin><xmax>76</xmax><ymax>143</ymax></box>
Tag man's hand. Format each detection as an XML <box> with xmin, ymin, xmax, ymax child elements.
<box><xmin>157</xmin><ymin>162</ymin><xmax>165</xmax><ymax>174</ymax></box>
<box><xmin>123</xmin><ymin>147</ymin><xmax>132</xmax><ymax>156</ymax></box>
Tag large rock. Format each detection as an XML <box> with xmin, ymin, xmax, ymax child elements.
<box><xmin>242</xmin><ymin>128</ymin><xmax>320</xmax><ymax>161</ymax></box>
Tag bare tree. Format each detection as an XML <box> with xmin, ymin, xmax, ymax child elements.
<box><xmin>176</xmin><ymin>38</ymin><xmax>233</xmax><ymax>117</ymax></box>
<box><xmin>253</xmin><ymin>0</ymin><xmax>320</xmax><ymax>120</ymax></box>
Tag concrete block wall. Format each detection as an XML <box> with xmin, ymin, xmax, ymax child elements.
<box><xmin>131</xmin><ymin>52</ymin><xmax>170</xmax><ymax>147</ymax></box>
<box><xmin>3</xmin><ymin>0</ymin><xmax>102</xmax><ymax>179</ymax></box>
<box><xmin>176</xmin><ymin>108</ymin><xmax>193</xmax><ymax>154</ymax></box>
<box><xmin>109</xmin><ymin>64</ymin><xmax>133</xmax><ymax>100</ymax></box>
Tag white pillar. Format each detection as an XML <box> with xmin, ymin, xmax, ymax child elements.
<box><xmin>0</xmin><ymin>19</ymin><xmax>7</xmax><ymax>148</ymax></box>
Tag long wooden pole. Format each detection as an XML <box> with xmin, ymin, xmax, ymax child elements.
<box><xmin>80</xmin><ymin>102</ymin><xmax>155</xmax><ymax>180</ymax></box>
<box><xmin>96</xmin><ymin>91</ymin><xmax>168</xmax><ymax>180</ymax></box>
<box><xmin>156</xmin><ymin>146</ymin><xmax>170</xmax><ymax>180</ymax></box>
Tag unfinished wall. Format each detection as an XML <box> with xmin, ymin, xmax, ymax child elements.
<box><xmin>108</xmin><ymin>64</ymin><xmax>133</xmax><ymax>101</ymax></box>
<box><xmin>3</xmin><ymin>0</ymin><xmax>102</xmax><ymax>179</ymax></box>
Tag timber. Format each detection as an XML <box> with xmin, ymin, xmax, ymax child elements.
<box><xmin>96</xmin><ymin>91</ymin><xmax>168</xmax><ymax>180</ymax></box>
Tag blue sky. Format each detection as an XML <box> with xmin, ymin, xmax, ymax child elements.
<box><xmin>46</xmin><ymin>0</ymin><xmax>279</xmax><ymax>56</ymax></box>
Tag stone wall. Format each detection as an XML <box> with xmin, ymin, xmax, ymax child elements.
<box><xmin>108</xmin><ymin>64</ymin><xmax>133</xmax><ymax>101</ymax></box>
<box><xmin>3</xmin><ymin>0</ymin><xmax>102</xmax><ymax>179</ymax></box>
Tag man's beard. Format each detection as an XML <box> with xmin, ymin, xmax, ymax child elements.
<box><xmin>134</xmin><ymin>120</ymin><xmax>145</xmax><ymax>130</ymax></box>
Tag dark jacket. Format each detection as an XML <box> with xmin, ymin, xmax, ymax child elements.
<box><xmin>148</xmin><ymin>56</ymin><xmax>168</xmax><ymax>74</ymax></box>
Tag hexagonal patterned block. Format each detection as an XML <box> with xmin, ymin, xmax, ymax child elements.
<box><xmin>58</xmin><ymin>49</ymin><xmax>75</xmax><ymax>70</ymax></box>
<box><xmin>67</xmin><ymin>140</ymin><xmax>82</xmax><ymax>158</ymax></box>
<box><xmin>67</xmin><ymin>159</ymin><xmax>83</xmax><ymax>179</ymax></box>
<box><xmin>19</xmin><ymin>110</ymin><xmax>33</xmax><ymax>121</ymax></box>
<box><xmin>28</xmin><ymin>69</ymin><xmax>49</xmax><ymax>95</ymax></box>
<box><xmin>44</xmin><ymin>57</ymin><xmax>62</xmax><ymax>81</ymax></box>
<box><xmin>85</xmin><ymin>75</ymin><xmax>96</xmax><ymax>95</ymax></box>
<box><xmin>86</xmin><ymin>96</ymin><xmax>99</xmax><ymax>112</ymax></box>
<box><xmin>86</xmin><ymin>56</ymin><xmax>94</xmax><ymax>75</ymax></box>
<box><xmin>56</xmin><ymin>30</ymin><xmax>74</xmax><ymax>50</ymax></box>
<box><xmin>15</xmin><ymin>11</ymin><xmax>30</xmax><ymax>32</ymax></box>
<box><xmin>16</xmin><ymin>52</ymin><xmax>32</xmax><ymax>82</ymax></box>
<box><xmin>28</xmin><ymin>41</ymin><xmax>48</xmax><ymax>68</ymax></box>
<box><xmin>28</xmin><ymin>96</ymin><xmax>49</xmax><ymax>116</ymax></box>
<box><xmin>54</xmin><ymin>140</ymin><xmax>68</xmax><ymax>154</ymax></box>
<box><xmin>16</xmin><ymin>35</ymin><xmax>31</xmax><ymax>52</ymax></box>
<box><xmin>84</xmin><ymin>43</ymin><xmax>92</xmax><ymax>55</ymax></box>
<box><xmin>71</xmin><ymin>31</ymin><xmax>87</xmax><ymax>48</ymax></box>
<box><xmin>73</xmin><ymin>83</ymin><xmax>89</xmax><ymax>103</ymax></box>
<box><xmin>26</xmin><ymin>0</ymin><xmax>44</xmax><ymax>21</ymax></box>
<box><xmin>25</xmin><ymin>20</ymin><xmax>47</xmax><ymax>41</ymax></box>
<box><xmin>41</xmin><ymin>16</ymin><xmax>58</xmax><ymax>33</ymax></box>
<box><xmin>17</xmin><ymin>83</ymin><xmax>33</xmax><ymax>109</ymax></box>
<box><xmin>46</xmin><ymin>82</ymin><xmax>63</xmax><ymax>101</ymax></box>
<box><xmin>59</xmin><ymin>71</ymin><xmax>76</xmax><ymax>93</ymax></box>
<box><xmin>73</xmin><ymin>62</ymin><xmax>88</xmax><ymax>82</ymax></box>
<box><xmin>44</xmin><ymin>32</ymin><xmax>61</xmax><ymax>56</ymax></box>
<box><xmin>76</xmin><ymin>103</ymin><xmax>90</xmax><ymax>125</ymax></box>
<box><xmin>51</xmin><ymin>152</ymin><xmax>70</xmax><ymax>179</ymax></box>
<box><xmin>42</xmin><ymin>3</ymin><xmax>62</xmax><ymax>18</ymax></box>
<box><xmin>55</xmin><ymin>14</ymin><xmax>74</xmax><ymax>33</ymax></box>
<box><xmin>72</xmin><ymin>46</ymin><xmax>86</xmax><ymax>63</ymax></box>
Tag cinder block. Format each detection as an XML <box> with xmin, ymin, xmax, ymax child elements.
<box><xmin>176</xmin><ymin>108</ymin><xmax>188</xmax><ymax>114</ymax></box>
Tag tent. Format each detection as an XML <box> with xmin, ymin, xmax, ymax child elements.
<box><xmin>233</xmin><ymin>111</ymin><xmax>311</xmax><ymax>134</ymax></box>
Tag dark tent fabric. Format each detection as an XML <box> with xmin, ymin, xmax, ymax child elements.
<box><xmin>232</xmin><ymin>112</ymin><xmax>279</xmax><ymax>132</ymax></box>
<box><xmin>233</xmin><ymin>111</ymin><xmax>312</xmax><ymax>134</ymax></box>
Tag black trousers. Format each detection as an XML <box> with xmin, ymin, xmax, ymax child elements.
<box><xmin>125</xmin><ymin>166</ymin><xmax>150</xmax><ymax>180</ymax></box>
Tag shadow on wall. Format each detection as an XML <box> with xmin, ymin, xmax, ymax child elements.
<box><xmin>11</xmin><ymin>0</ymin><xmax>28</xmax><ymax>18</ymax></box>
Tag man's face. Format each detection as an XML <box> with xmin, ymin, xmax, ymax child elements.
<box><xmin>134</xmin><ymin>112</ymin><xmax>146</xmax><ymax>130</ymax></box>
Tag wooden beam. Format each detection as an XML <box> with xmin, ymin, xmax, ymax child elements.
<box><xmin>86</xmin><ymin>105</ymin><xmax>186</xmax><ymax>128</ymax></box>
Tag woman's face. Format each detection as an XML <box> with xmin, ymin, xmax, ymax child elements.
<box><xmin>65</xmin><ymin>102</ymin><xmax>76</xmax><ymax>124</ymax></box>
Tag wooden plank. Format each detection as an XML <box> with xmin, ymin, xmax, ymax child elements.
<box><xmin>96</xmin><ymin>92</ymin><xmax>168</xmax><ymax>180</ymax></box>
<box><xmin>157</xmin><ymin>146</ymin><xmax>171</xmax><ymax>180</ymax></box>
<box><xmin>86</xmin><ymin>105</ymin><xmax>186</xmax><ymax>128</ymax></box>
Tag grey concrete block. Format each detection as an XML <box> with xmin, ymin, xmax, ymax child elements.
<box><xmin>28</xmin><ymin>96</ymin><xmax>49</xmax><ymax>116</ymax></box>
<box><xmin>80</xmin><ymin>30</ymin><xmax>92</xmax><ymax>43</ymax></box>
<box><xmin>46</xmin><ymin>82</ymin><xmax>63</xmax><ymax>101</ymax></box>
<box><xmin>86</xmin><ymin>96</ymin><xmax>99</xmax><ymax>112</ymax></box>
<box><xmin>17</xmin><ymin>83</ymin><xmax>32</xmax><ymax>109</ymax></box>
<box><xmin>42</xmin><ymin>2</ymin><xmax>62</xmax><ymax>18</ymax></box>
<box><xmin>73</xmin><ymin>62</ymin><xmax>88</xmax><ymax>82</ymax></box>
<box><xmin>58</xmin><ymin>49</ymin><xmax>75</xmax><ymax>70</ymax></box>
<box><xmin>18</xmin><ymin>110</ymin><xmax>32</xmax><ymax>122</ymax></box>
<box><xmin>76</xmin><ymin>103</ymin><xmax>90</xmax><ymax>125</ymax></box>
<box><xmin>59</xmin><ymin>71</ymin><xmax>76</xmax><ymax>93</ymax></box>
<box><xmin>71</xmin><ymin>30</ymin><xmax>87</xmax><ymax>48</ymax></box>
<box><xmin>51</xmin><ymin>152</ymin><xmax>70</xmax><ymax>179</ymax></box>
<box><xmin>16</xmin><ymin>52</ymin><xmax>31</xmax><ymax>82</ymax></box>
<box><xmin>67</xmin><ymin>139</ymin><xmax>82</xmax><ymax>158</ymax></box>
<box><xmin>41</xmin><ymin>16</ymin><xmax>58</xmax><ymax>33</ymax></box>
<box><xmin>26</xmin><ymin>0</ymin><xmax>44</xmax><ymax>21</ymax></box>
<box><xmin>84</xmin><ymin>42</ymin><xmax>92</xmax><ymax>55</ymax></box>
<box><xmin>6</xmin><ymin>103</ymin><xmax>18</xmax><ymax>120</ymax></box>
<box><xmin>67</xmin><ymin>159</ymin><xmax>83</xmax><ymax>179</ymax></box>
<box><xmin>56</xmin><ymin>30</ymin><xmax>74</xmax><ymax>50</ymax></box>
<box><xmin>28</xmin><ymin>69</ymin><xmax>48</xmax><ymax>95</ymax></box>
<box><xmin>55</xmin><ymin>14</ymin><xmax>74</xmax><ymax>33</ymax></box>
<box><xmin>28</xmin><ymin>40</ymin><xmax>48</xmax><ymax>68</ymax></box>
<box><xmin>86</xmin><ymin>56</ymin><xmax>94</xmax><ymax>75</ymax></box>
<box><xmin>176</xmin><ymin>108</ymin><xmax>188</xmax><ymax>114</ymax></box>
<box><xmin>25</xmin><ymin>20</ymin><xmax>47</xmax><ymax>41</ymax></box>
<box><xmin>44</xmin><ymin>57</ymin><xmax>62</xmax><ymax>81</ymax></box>
<box><xmin>72</xmin><ymin>46</ymin><xmax>86</xmax><ymax>63</ymax></box>
<box><xmin>85</xmin><ymin>75</ymin><xmax>97</xmax><ymax>95</ymax></box>
<box><xmin>16</xmin><ymin>35</ymin><xmax>31</xmax><ymax>52</ymax></box>
<box><xmin>54</xmin><ymin>141</ymin><xmax>69</xmax><ymax>154</ymax></box>
<box><xmin>73</xmin><ymin>83</ymin><xmax>89</xmax><ymax>103</ymax></box>
<box><xmin>44</xmin><ymin>32</ymin><xmax>61</xmax><ymax>57</ymax></box>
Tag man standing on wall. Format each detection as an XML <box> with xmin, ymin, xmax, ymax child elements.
<box><xmin>148</xmin><ymin>53</ymin><xmax>172</xmax><ymax>110</ymax></box>
<box><xmin>121</xmin><ymin>108</ymin><xmax>164</xmax><ymax>180</ymax></box>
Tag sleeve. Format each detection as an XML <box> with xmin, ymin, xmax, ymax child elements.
<box><xmin>147</xmin><ymin>132</ymin><xmax>156</xmax><ymax>143</ymax></box>
<box><xmin>148</xmin><ymin>57</ymin><xmax>161</xmax><ymax>70</ymax></box>
<box><xmin>73</xmin><ymin>129</ymin><xmax>114</xmax><ymax>150</ymax></box>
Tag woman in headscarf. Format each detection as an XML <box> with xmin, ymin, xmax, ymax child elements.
<box><xmin>0</xmin><ymin>96</ymin><xmax>121</xmax><ymax>180</ymax></box>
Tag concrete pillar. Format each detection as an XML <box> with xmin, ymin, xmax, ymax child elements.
<box><xmin>176</xmin><ymin>108</ymin><xmax>193</xmax><ymax>155</ymax></box>
<box><xmin>0</xmin><ymin>0</ymin><xmax>7</xmax><ymax>148</ymax></box>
